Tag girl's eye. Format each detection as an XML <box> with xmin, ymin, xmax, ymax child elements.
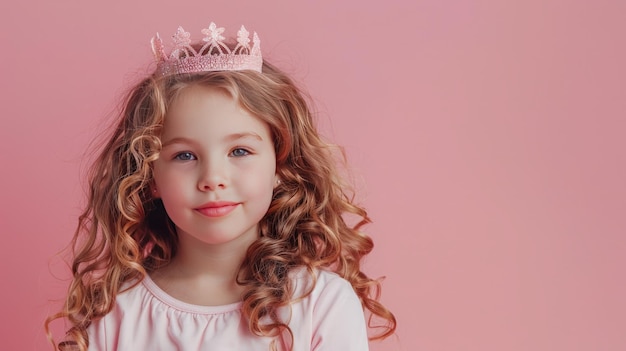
<box><xmin>230</xmin><ymin>148</ymin><xmax>250</xmax><ymax>157</ymax></box>
<box><xmin>174</xmin><ymin>152</ymin><xmax>196</xmax><ymax>161</ymax></box>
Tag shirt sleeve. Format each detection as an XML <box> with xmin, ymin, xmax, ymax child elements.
<box><xmin>310</xmin><ymin>275</ymin><xmax>369</xmax><ymax>351</ymax></box>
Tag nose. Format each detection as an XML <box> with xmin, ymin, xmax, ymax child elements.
<box><xmin>197</xmin><ymin>157</ymin><xmax>228</xmax><ymax>191</ymax></box>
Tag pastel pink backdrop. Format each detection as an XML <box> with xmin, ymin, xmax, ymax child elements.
<box><xmin>1</xmin><ymin>1</ymin><xmax>625</xmax><ymax>350</ymax></box>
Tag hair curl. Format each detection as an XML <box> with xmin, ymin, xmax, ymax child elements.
<box><xmin>46</xmin><ymin>59</ymin><xmax>396</xmax><ymax>350</ymax></box>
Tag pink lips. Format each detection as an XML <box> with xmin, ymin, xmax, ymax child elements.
<box><xmin>195</xmin><ymin>201</ymin><xmax>239</xmax><ymax>218</ymax></box>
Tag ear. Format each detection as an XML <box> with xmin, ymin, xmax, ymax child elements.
<box><xmin>274</xmin><ymin>175</ymin><xmax>281</xmax><ymax>189</ymax></box>
<box><xmin>151</xmin><ymin>184</ymin><xmax>160</xmax><ymax>198</ymax></box>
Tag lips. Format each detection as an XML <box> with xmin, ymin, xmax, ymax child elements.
<box><xmin>195</xmin><ymin>201</ymin><xmax>239</xmax><ymax>218</ymax></box>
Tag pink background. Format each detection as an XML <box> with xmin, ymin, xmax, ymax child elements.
<box><xmin>1</xmin><ymin>1</ymin><xmax>625</xmax><ymax>350</ymax></box>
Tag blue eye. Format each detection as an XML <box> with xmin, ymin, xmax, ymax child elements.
<box><xmin>230</xmin><ymin>148</ymin><xmax>250</xmax><ymax>157</ymax></box>
<box><xmin>174</xmin><ymin>152</ymin><xmax>196</xmax><ymax>161</ymax></box>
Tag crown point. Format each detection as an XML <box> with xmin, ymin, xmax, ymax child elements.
<box><xmin>151</xmin><ymin>33</ymin><xmax>166</xmax><ymax>62</ymax></box>
<box><xmin>173</xmin><ymin>27</ymin><xmax>192</xmax><ymax>46</ymax></box>
<box><xmin>237</xmin><ymin>26</ymin><xmax>251</xmax><ymax>48</ymax></box>
<box><xmin>252</xmin><ymin>32</ymin><xmax>261</xmax><ymax>55</ymax></box>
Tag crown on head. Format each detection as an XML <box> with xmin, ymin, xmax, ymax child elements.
<box><xmin>151</xmin><ymin>22</ymin><xmax>262</xmax><ymax>76</ymax></box>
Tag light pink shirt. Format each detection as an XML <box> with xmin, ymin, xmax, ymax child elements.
<box><xmin>87</xmin><ymin>269</ymin><xmax>369</xmax><ymax>350</ymax></box>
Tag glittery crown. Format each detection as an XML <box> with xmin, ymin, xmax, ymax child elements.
<box><xmin>151</xmin><ymin>22</ymin><xmax>262</xmax><ymax>76</ymax></box>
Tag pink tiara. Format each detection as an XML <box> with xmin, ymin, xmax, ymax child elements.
<box><xmin>151</xmin><ymin>22</ymin><xmax>262</xmax><ymax>76</ymax></box>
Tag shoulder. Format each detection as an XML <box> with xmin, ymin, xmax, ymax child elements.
<box><xmin>294</xmin><ymin>270</ymin><xmax>363</xmax><ymax>319</ymax></box>
<box><xmin>84</xmin><ymin>279</ymin><xmax>148</xmax><ymax>325</ymax></box>
<box><xmin>105</xmin><ymin>278</ymin><xmax>151</xmax><ymax>312</ymax></box>
<box><xmin>86</xmin><ymin>279</ymin><xmax>147</xmax><ymax>349</ymax></box>
<box><xmin>289</xmin><ymin>268</ymin><xmax>359</xmax><ymax>305</ymax></box>
<box><xmin>287</xmin><ymin>268</ymin><xmax>369</xmax><ymax>350</ymax></box>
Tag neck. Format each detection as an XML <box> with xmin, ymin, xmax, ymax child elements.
<box><xmin>172</xmin><ymin>234</ymin><xmax>252</xmax><ymax>279</ymax></box>
<box><xmin>150</xmin><ymin>229</ymin><xmax>258</xmax><ymax>305</ymax></box>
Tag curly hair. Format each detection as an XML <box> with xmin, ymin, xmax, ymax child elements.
<box><xmin>45</xmin><ymin>59</ymin><xmax>396</xmax><ymax>350</ymax></box>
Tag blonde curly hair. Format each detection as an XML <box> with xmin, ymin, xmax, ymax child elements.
<box><xmin>46</xmin><ymin>60</ymin><xmax>396</xmax><ymax>350</ymax></box>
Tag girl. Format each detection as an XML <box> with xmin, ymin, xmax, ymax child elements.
<box><xmin>46</xmin><ymin>22</ymin><xmax>396</xmax><ymax>350</ymax></box>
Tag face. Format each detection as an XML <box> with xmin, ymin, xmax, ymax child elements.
<box><xmin>152</xmin><ymin>85</ymin><xmax>277</xmax><ymax>247</ymax></box>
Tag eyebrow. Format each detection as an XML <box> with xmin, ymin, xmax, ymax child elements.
<box><xmin>226</xmin><ymin>132</ymin><xmax>263</xmax><ymax>142</ymax></box>
<box><xmin>162</xmin><ymin>132</ymin><xmax>263</xmax><ymax>147</ymax></box>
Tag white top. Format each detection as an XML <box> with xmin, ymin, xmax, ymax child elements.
<box><xmin>87</xmin><ymin>269</ymin><xmax>369</xmax><ymax>350</ymax></box>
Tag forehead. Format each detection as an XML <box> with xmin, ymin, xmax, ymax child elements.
<box><xmin>165</xmin><ymin>85</ymin><xmax>265</xmax><ymax>125</ymax></box>
<box><xmin>162</xmin><ymin>84</ymin><xmax>270</xmax><ymax>141</ymax></box>
<box><xmin>168</xmin><ymin>84</ymin><xmax>234</xmax><ymax>116</ymax></box>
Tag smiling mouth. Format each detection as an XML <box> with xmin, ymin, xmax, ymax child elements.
<box><xmin>195</xmin><ymin>203</ymin><xmax>239</xmax><ymax>218</ymax></box>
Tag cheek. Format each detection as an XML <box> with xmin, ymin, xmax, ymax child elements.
<box><xmin>244</xmin><ymin>172</ymin><xmax>275</xmax><ymax>194</ymax></box>
<box><xmin>239</xmin><ymin>165</ymin><xmax>276</xmax><ymax>196</ymax></box>
<box><xmin>153</xmin><ymin>167</ymin><xmax>188</xmax><ymax>198</ymax></box>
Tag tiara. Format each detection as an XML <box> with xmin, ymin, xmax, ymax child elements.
<box><xmin>151</xmin><ymin>22</ymin><xmax>262</xmax><ymax>76</ymax></box>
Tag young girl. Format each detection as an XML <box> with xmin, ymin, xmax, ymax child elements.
<box><xmin>46</xmin><ymin>22</ymin><xmax>396</xmax><ymax>350</ymax></box>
